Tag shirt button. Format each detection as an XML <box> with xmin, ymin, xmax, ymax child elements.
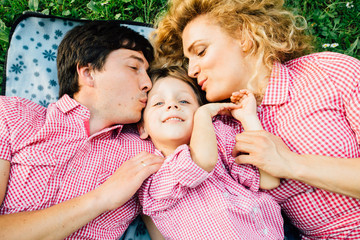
<box><xmin>252</xmin><ymin>207</ymin><xmax>259</xmax><ymax>214</ymax></box>
<box><xmin>223</xmin><ymin>192</ymin><xmax>229</xmax><ymax>198</ymax></box>
<box><xmin>263</xmin><ymin>227</ymin><xmax>268</xmax><ymax>235</ymax></box>
<box><xmin>71</xmin><ymin>168</ymin><xmax>76</xmax><ymax>174</ymax></box>
<box><xmin>221</xmin><ymin>163</ymin><xmax>226</xmax><ymax>169</ymax></box>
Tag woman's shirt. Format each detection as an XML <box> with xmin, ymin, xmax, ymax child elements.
<box><xmin>260</xmin><ymin>52</ymin><xmax>360</xmax><ymax>239</ymax></box>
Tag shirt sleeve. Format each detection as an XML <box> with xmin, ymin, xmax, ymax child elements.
<box><xmin>0</xmin><ymin>97</ymin><xmax>13</xmax><ymax>161</ymax></box>
<box><xmin>213</xmin><ymin>118</ymin><xmax>260</xmax><ymax>192</ymax></box>
<box><xmin>318</xmin><ymin>53</ymin><xmax>360</xmax><ymax>144</ymax></box>
<box><xmin>139</xmin><ymin>144</ymin><xmax>211</xmax><ymax>215</ymax></box>
<box><xmin>343</xmin><ymin>64</ymin><xmax>360</xmax><ymax>144</ymax></box>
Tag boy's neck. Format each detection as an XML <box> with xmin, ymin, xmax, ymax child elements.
<box><xmin>153</xmin><ymin>141</ymin><xmax>186</xmax><ymax>157</ymax></box>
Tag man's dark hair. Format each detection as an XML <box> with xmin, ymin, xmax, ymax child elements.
<box><xmin>57</xmin><ymin>21</ymin><xmax>154</xmax><ymax>98</ymax></box>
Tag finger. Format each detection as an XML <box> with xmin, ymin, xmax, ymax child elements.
<box><xmin>140</xmin><ymin>162</ymin><xmax>163</xmax><ymax>178</ymax></box>
<box><xmin>234</xmin><ymin>154</ymin><xmax>255</xmax><ymax>165</ymax></box>
<box><xmin>231</xmin><ymin>141</ymin><xmax>257</xmax><ymax>157</ymax></box>
<box><xmin>238</xmin><ymin>89</ymin><xmax>250</xmax><ymax>94</ymax></box>
<box><xmin>232</xmin><ymin>132</ymin><xmax>263</xmax><ymax>156</ymax></box>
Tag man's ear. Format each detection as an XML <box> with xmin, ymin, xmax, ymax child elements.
<box><xmin>77</xmin><ymin>63</ymin><xmax>94</xmax><ymax>87</ymax></box>
<box><xmin>138</xmin><ymin>122</ymin><xmax>149</xmax><ymax>140</ymax></box>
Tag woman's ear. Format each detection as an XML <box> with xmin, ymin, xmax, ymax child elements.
<box><xmin>235</xmin><ymin>29</ymin><xmax>253</xmax><ymax>53</ymax></box>
<box><xmin>77</xmin><ymin>64</ymin><xmax>95</xmax><ymax>87</ymax></box>
<box><xmin>138</xmin><ymin>122</ymin><xmax>149</xmax><ymax>139</ymax></box>
<box><xmin>241</xmin><ymin>38</ymin><xmax>253</xmax><ymax>52</ymax></box>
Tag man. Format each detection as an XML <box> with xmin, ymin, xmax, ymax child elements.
<box><xmin>0</xmin><ymin>21</ymin><xmax>163</xmax><ymax>239</ymax></box>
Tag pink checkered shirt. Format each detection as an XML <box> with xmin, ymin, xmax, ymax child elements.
<box><xmin>257</xmin><ymin>52</ymin><xmax>360</xmax><ymax>239</ymax></box>
<box><xmin>0</xmin><ymin>94</ymin><xmax>155</xmax><ymax>240</ymax></box>
<box><xmin>139</xmin><ymin>119</ymin><xmax>284</xmax><ymax>240</ymax></box>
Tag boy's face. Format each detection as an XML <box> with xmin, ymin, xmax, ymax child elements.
<box><xmin>141</xmin><ymin>77</ymin><xmax>200</xmax><ymax>152</ymax></box>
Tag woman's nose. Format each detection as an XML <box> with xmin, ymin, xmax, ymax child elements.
<box><xmin>188</xmin><ymin>59</ymin><xmax>200</xmax><ymax>78</ymax></box>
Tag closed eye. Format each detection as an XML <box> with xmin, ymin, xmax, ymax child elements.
<box><xmin>129</xmin><ymin>66</ymin><xmax>139</xmax><ymax>71</ymax></box>
<box><xmin>179</xmin><ymin>100</ymin><xmax>190</xmax><ymax>104</ymax></box>
<box><xmin>197</xmin><ymin>48</ymin><xmax>206</xmax><ymax>57</ymax></box>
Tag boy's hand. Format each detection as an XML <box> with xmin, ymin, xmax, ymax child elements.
<box><xmin>197</xmin><ymin>102</ymin><xmax>241</xmax><ymax>118</ymax></box>
<box><xmin>230</xmin><ymin>89</ymin><xmax>257</xmax><ymax>121</ymax></box>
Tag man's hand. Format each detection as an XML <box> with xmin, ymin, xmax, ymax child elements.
<box><xmin>97</xmin><ymin>152</ymin><xmax>164</xmax><ymax>211</ymax></box>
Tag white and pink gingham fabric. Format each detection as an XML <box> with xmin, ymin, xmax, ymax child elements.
<box><xmin>259</xmin><ymin>52</ymin><xmax>360</xmax><ymax>239</ymax></box>
<box><xmin>0</xmin><ymin>94</ymin><xmax>155</xmax><ymax>240</ymax></box>
<box><xmin>139</xmin><ymin>119</ymin><xmax>284</xmax><ymax>240</ymax></box>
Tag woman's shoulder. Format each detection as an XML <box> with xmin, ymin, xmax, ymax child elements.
<box><xmin>286</xmin><ymin>52</ymin><xmax>360</xmax><ymax>71</ymax></box>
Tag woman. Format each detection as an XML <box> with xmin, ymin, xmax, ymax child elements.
<box><xmin>152</xmin><ymin>0</ymin><xmax>360</xmax><ymax>239</ymax></box>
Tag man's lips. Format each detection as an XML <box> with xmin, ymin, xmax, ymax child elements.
<box><xmin>139</xmin><ymin>98</ymin><xmax>147</xmax><ymax>106</ymax></box>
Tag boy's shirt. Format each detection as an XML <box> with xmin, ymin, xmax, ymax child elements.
<box><xmin>139</xmin><ymin>118</ymin><xmax>283</xmax><ymax>239</ymax></box>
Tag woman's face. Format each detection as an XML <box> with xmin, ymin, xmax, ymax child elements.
<box><xmin>182</xmin><ymin>15</ymin><xmax>254</xmax><ymax>102</ymax></box>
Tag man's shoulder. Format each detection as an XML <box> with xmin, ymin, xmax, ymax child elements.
<box><xmin>0</xmin><ymin>96</ymin><xmax>46</xmax><ymax>118</ymax></box>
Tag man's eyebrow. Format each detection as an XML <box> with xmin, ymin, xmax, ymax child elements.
<box><xmin>127</xmin><ymin>55</ymin><xmax>145</xmax><ymax>64</ymax></box>
<box><xmin>126</xmin><ymin>54</ymin><xmax>149</xmax><ymax>69</ymax></box>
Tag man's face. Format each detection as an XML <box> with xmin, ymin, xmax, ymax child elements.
<box><xmin>92</xmin><ymin>48</ymin><xmax>152</xmax><ymax>126</ymax></box>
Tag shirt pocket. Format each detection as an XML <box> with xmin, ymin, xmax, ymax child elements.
<box><xmin>5</xmin><ymin>148</ymin><xmax>57</xmax><ymax>209</ymax></box>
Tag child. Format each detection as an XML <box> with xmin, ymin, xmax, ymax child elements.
<box><xmin>138</xmin><ymin>66</ymin><xmax>283</xmax><ymax>239</ymax></box>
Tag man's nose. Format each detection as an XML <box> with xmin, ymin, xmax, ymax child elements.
<box><xmin>141</xmin><ymin>73</ymin><xmax>152</xmax><ymax>92</ymax></box>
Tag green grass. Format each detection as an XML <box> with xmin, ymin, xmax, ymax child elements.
<box><xmin>1</xmin><ymin>0</ymin><xmax>359</xmax><ymax>94</ymax></box>
<box><xmin>285</xmin><ymin>0</ymin><xmax>360</xmax><ymax>58</ymax></box>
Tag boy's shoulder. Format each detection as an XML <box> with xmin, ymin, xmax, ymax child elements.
<box><xmin>213</xmin><ymin>115</ymin><xmax>242</xmax><ymax>134</ymax></box>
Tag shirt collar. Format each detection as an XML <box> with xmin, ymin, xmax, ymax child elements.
<box><xmin>261</xmin><ymin>61</ymin><xmax>290</xmax><ymax>105</ymax></box>
<box><xmin>55</xmin><ymin>94</ymin><xmax>124</xmax><ymax>137</ymax></box>
<box><xmin>56</xmin><ymin>94</ymin><xmax>87</xmax><ymax>114</ymax></box>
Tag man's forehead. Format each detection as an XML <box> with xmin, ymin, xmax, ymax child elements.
<box><xmin>121</xmin><ymin>49</ymin><xmax>149</xmax><ymax>67</ymax></box>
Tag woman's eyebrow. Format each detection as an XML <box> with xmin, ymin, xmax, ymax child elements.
<box><xmin>185</xmin><ymin>40</ymin><xmax>201</xmax><ymax>54</ymax></box>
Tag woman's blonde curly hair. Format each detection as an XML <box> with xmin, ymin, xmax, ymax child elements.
<box><xmin>152</xmin><ymin>0</ymin><xmax>314</xmax><ymax>100</ymax></box>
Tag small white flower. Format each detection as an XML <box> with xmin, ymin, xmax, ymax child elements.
<box><xmin>322</xmin><ymin>43</ymin><xmax>331</xmax><ymax>48</ymax></box>
<box><xmin>346</xmin><ymin>2</ymin><xmax>354</xmax><ymax>8</ymax></box>
<box><xmin>331</xmin><ymin>43</ymin><xmax>339</xmax><ymax>48</ymax></box>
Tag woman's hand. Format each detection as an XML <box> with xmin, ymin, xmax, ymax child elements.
<box><xmin>232</xmin><ymin>130</ymin><xmax>297</xmax><ymax>179</ymax></box>
<box><xmin>232</xmin><ymin>130</ymin><xmax>360</xmax><ymax>199</ymax></box>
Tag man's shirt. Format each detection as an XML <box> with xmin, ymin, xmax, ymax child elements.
<box><xmin>0</xmin><ymin>94</ymin><xmax>155</xmax><ymax>240</ymax></box>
